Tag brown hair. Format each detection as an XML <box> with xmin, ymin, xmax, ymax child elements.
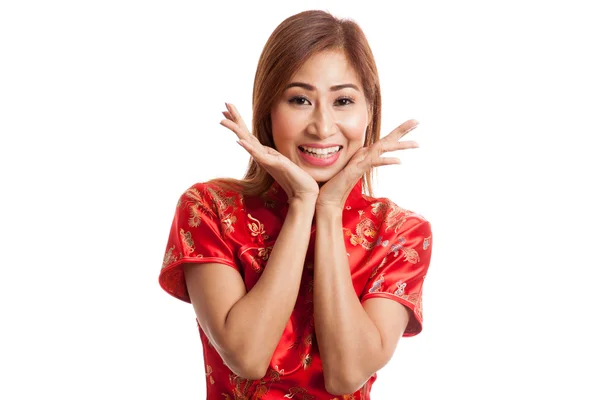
<box><xmin>209</xmin><ymin>10</ymin><xmax>382</xmax><ymax>197</ymax></box>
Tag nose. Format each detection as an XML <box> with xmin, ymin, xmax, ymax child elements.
<box><xmin>307</xmin><ymin>104</ymin><xmax>337</xmax><ymax>138</ymax></box>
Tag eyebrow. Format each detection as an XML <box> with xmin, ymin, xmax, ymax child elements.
<box><xmin>284</xmin><ymin>82</ymin><xmax>360</xmax><ymax>92</ymax></box>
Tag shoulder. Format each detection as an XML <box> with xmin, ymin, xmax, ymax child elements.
<box><xmin>361</xmin><ymin>194</ymin><xmax>431</xmax><ymax>236</ymax></box>
<box><xmin>177</xmin><ymin>181</ymin><xmax>243</xmax><ymax>211</ymax></box>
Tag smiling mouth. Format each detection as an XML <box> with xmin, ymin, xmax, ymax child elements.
<box><xmin>298</xmin><ymin>145</ymin><xmax>343</xmax><ymax>158</ymax></box>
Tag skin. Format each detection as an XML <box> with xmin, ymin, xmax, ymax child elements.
<box><xmin>221</xmin><ymin>49</ymin><xmax>420</xmax><ymax>207</ymax></box>
<box><xmin>220</xmin><ymin>49</ymin><xmax>422</xmax><ymax>393</ymax></box>
<box><xmin>270</xmin><ymin>50</ymin><xmax>370</xmax><ymax>185</ymax></box>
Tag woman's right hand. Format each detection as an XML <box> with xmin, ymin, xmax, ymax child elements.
<box><xmin>220</xmin><ymin>103</ymin><xmax>320</xmax><ymax>203</ymax></box>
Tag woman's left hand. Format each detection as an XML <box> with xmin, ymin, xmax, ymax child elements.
<box><xmin>316</xmin><ymin>119</ymin><xmax>421</xmax><ymax>211</ymax></box>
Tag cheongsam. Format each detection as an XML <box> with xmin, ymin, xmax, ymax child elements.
<box><xmin>159</xmin><ymin>178</ymin><xmax>432</xmax><ymax>399</ymax></box>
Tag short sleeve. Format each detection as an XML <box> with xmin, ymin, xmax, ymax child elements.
<box><xmin>360</xmin><ymin>218</ymin><xmax>432</xmax><ymax>336</ymax></box>
<box><xmin>158</xmin><ymin>183</ymin><xmax>239</xmax><ymax>303</ymax></box>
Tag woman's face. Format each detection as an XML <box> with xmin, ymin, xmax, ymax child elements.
<box><xmin>270</xmin><ymin>50</ymin><xmax>370</xmax><ymax>183</ymax></box>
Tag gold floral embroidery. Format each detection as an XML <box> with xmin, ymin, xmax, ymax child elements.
<box><xmin>254</xmin><ymin>384</ymin><xmax>269</xmax><ymax>397</ymax></box>
<box><xmin>257</xmin><ymin>246</ymin><xmax>272</xmax><ymax>261</ymax></box>
<box><xmin>285</xmin><ymin>387</ymin><xmax>305</xmax><ymax>398</ymax></box>
<box><xmin>371</xmin><ymin>201</ymin><xmax>411</xmax><ymax>233</ymax></box>
<box><xmin>402</xmin><ymin>247</ymin><xmax>420</xmax><ymax>264</ymax></box>
<box><xmin>184</xmin><ymin>187</ymin><xmax>213</xmax><ymax>228</ymax></box>
<box><xmin>221</xmin><ymin>213</ymin><xmax>237</xmax><ymax>234</ymax></box>
<box><xmin>301</xmin><ymin>353</ymin><xmax>312</xmax><ymax>370</ymax></box>
<box><xmin>330</xmin><ymin>395</ymin><xmax>357</xmax><ymax>400</ymax></box>
<box><xmin>247</xmin><ymin>213</ymin><xmax>267</xmax><ymax>238</ymax></box>
<box><xmin>387</xmin><ymin>213</ymin><xmax>408</xmax><ymax>234</ymax></box>
<box><xmin>394</xmin><ymin>281</ymin><xmax>407</xmax><ymax>296</ymax></box>
<box><xmin>343</xmin><ymin>216</ymin><xmax>378</xmax><ymax>250</ymax></box>
<box><xmin>368</xmin><ymin>274</ymin><xmax>385</xmax><ymax>293</ymax></box>
<box><xmin>179</xmin><ymin>229</ymin><xmax>195</xmax><ymax>254</ymax></box>
<box><xmin>369</xmin><ymin>255</ymin><xmax>387</xmax><ymax>279</ymax></box>
<box><xmin>249</xmin><ymin>246</ymin><xmax>271</xmax><ymax>272</ymax></box>
<box><xmin>370</xmin><ymin>201</ymin><xmax>386</xmax><ymax>215</ymax></box>
<box><xmin>207</xmin><ymin>186</ymin><xmax>237</xmax><ymax>211</ymax></box>
<box><xmin>400</xmin><ymin>292</ymin><xmax>422</xmax><ymax>321</ymax></box>
<box><xmin>329</xmin><ymin>395</ymin><xmax>357</xmax><ymax>399</ymax></box>
<box><xmin>288</xmin><ymin>335</ymin><xmax>302</xmax><ymax>351</ymax></box>
<box><xmin>227</xmin><ymin>372</ymin><xmax>253</xmax><ymax>400</ymax></box>
<box><xmin>239</xmin><ymin>246</ymin><xmax>272</xmax><ymax>274</ymax></box>
<box><xmin>162</xmin><ymin>245</ymin><xmax>180</xmax><ymax>269</ymax></box>
<box><xmin>284</xmin><ymin>387</ymin><xmax>315</xmax><ymax>399</ymax></box>
<box><xmin>390</xmin><ymin>239</ymin><xmax>420</xmax><ymax>264</ymax></box>
<box><xmin>290</xmin><ymin>329</ymin><xmax>314</xmax><ymax>352</ymax></box>
<box><xmin>206</xmin><ymin>365</ymin><xmax>215</xmax><ymax>385</ymax></box>
<box><xmin>205</xmin><ymin>185</ymin><xmax>240</xmax><ymax>234</ymax></box>
<box><xmin>268</xmin><ymin>365</ymin><xmax>284</xmax><ymax>381</ymax></box>
<box><xmin>304</xmin><ymin>332</ymin><xmax>314</xmax><ymax>346</ymax></box>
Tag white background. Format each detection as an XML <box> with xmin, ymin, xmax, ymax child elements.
<box><xmin>1</xmin><ymin>1</ymin><xmax>599</xmax><ymax>399</ymax></box>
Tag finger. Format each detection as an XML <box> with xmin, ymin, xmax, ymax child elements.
<box><xmin>385</xmin><ymin>119</ymin><xmax>420</xmax><ymax>142</ymax></box>
<box><xmin>222</xmin><ymin>111</ymin><xmax>233</xmax><ymax>120</ymax></box>
<box><xmin>220</xmin><ymin>118</ymin><xmax>252</xmax><ymax>141</ymax></box>
<box><xmin>382</xmin><ymin>140</ymin><xmax>419</xmax><ymax>153</ymax></box>
<box><xmin>237</xmin><ymin>139</ymin><xmax>264</xmax><ymax>158</ymax></box>
<box><xmin>225</xmin><ymin>103</ymin><xmax>250</xmax><ymax>133</ymax></box>
<box><xmin>237</xmin><ymin>139</ymin><xmax>279</xmax><ymax>167</ymax></box>
<box><xmin>352</xmin><ymin>150</ymin><xmax>376</xmax><ymax>173</ymax></box>
<box><xmin>373</xmin><ymin>157</ymin><xmax>401</xmax><ymax>167</ymax></box>
<box><xmin>263</xmin><ymin>146</ymin><xmax>282</xmax><ymax>156</ymax></box>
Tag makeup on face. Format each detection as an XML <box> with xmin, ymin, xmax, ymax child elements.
<box><xmin>270</xmin><ymin>50</ymin><xmax>370</xmax><ymax>182</ymax></box>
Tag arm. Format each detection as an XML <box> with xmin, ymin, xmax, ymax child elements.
<box><xmin>184</xmin><ymin>198</ymin><xmax>315</xmax><ymax>380</ymax></box>
<box><xmin>313</xmin><ymin>206</ymin><xmax>409</xmax><ymax>395</ymax></box>
<box><xmin>185</xmin><ymin>102</ymin><xmax>321</xmax><ymax>380</ymax></box>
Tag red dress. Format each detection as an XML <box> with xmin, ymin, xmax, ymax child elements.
<box><xmin>159</xmin><ymin>179</ymin><xmax>432</xmax><ymax>399</ymax></box>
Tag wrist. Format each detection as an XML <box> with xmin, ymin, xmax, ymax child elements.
<box><xmin>287</xmin><ymin>196</ymin><xmax>317</xmax><ymax>212</ymax></box>
<box><xmin>315</xmin><ymin>203</ymin><xmax>344</xmax><ymax>216</ymax></box>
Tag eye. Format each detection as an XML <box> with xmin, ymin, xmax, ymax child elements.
<box><xmin>335</xmin><ymin>97</ymin><xmax>355</xmax><ymax>106</ymax></box>
<box><xmin>288</xmin><ymin>96</ymin><xmax>311</xmax><ymax>106</ymax></box>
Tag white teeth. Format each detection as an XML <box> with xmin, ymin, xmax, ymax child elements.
<box><xmin>300</xmin><ymin>145</ymin><xmax>341</xmax><ymax>156</ymax></box>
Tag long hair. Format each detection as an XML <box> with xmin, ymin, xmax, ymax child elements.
<box><xmin>210</xmin><ymin>10</ymin><xmax>382</xmax><ymax>197</ymax></box>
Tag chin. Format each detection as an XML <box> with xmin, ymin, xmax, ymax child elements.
<box><xmin>309</xmin><ymin>169</ymin><xmax>339</xmax><ymax>184</ymax></box>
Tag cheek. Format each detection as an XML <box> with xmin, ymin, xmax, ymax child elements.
<box><xmin>271</xmin><ymin>106</ymin><xmax>303</xmax><ymax>145</ymax></box>
<box><xmin>338</xmin><ymin>109</ymin><xmax>369</xmax><ymax>142</ymax></box>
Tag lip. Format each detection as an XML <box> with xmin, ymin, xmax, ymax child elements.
<box><xmin>297</xmin><ymin>147</ymin><xmax>342</xmax><ymax>167</ymax></box>
<box><xmin>298</xmin><ymin>143</ymin><xmax>343</xmax><ymax>149</ymax></box>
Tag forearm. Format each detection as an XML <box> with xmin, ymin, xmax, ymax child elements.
<box><xmin>225</xmin><ymin>199</ymin><xmax>315</xmax><ymax>377</ymax></box>
<box><xmin>313</xmin><ymin>206</ymin><xmax>383</xmax><ymax>393</ymax></box>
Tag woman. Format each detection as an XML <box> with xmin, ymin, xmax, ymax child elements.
<box><xmin>159</xmin><ymin>10</ymin><xmax>432</xmax><ymax>399</ymax></box>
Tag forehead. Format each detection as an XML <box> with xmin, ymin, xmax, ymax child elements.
<box><xmin>289</xmin><ymin>50</ymin><xmax>362</xmax><ymax>88</ymax></box>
